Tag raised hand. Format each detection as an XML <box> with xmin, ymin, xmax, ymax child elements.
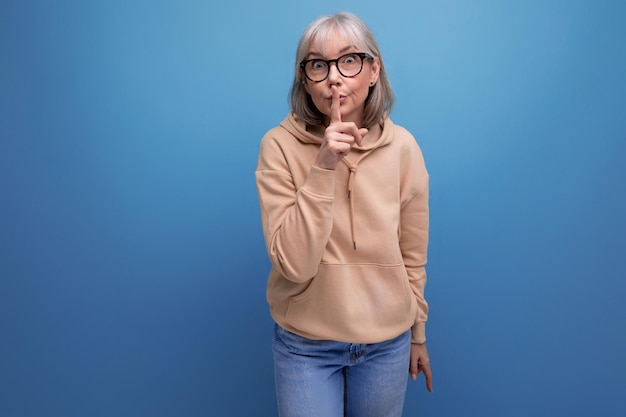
<box><xmin>314</xmin><ymin>85</ymin><xmax>368</xmax><ymax>170</ymax></box>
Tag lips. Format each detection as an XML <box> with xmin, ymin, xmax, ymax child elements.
<box><xmin>327</xmin><ymin>94</ymin><xmax>347</xmax><ymax>102</ymax></box>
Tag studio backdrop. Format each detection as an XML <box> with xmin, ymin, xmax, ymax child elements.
<box><xmin>1</xmin><ymin>0</ymin><xmax>625</xmax><ymax>416</ymax></box>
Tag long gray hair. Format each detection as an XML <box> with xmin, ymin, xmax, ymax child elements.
<box><xmin>289</xmin><ymin>12</ymin><xmax>395</xmax><ymax>127</ymax></box>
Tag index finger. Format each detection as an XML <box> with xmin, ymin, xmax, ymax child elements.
<box><xmin>330</xmin><ymin>85</ymin><xmax>341</xmax><ymax>124</ymax></box>
<box><xmin>421</xmin><ymin>362</ymin><xmax>433</xmax><ymax>392</ymax></box>
<box><xmin>424</xmin><ymin>368</ymin><xmax>433</xmax><ymax>392</ymax></box>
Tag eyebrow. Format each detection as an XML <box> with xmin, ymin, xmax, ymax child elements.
<box><xmin>305</xmin><ymin>45</ymin><xmax>357</xmax><ymax>60</ymax></box>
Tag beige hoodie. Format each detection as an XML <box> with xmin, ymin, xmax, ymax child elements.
<box><xmin>255</xmin><ymin>113</ymin><xmax>429</xmax><ymax>344</ymax></box>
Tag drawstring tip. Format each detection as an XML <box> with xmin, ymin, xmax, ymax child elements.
<box><xmin>353</xmin><ymin>242</ymin><xmax>357</xmax><ymax>250</ymax></box>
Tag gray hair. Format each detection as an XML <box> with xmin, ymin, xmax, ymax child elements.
<box><xmin>289</xmin><ymin>12</ymin><xmax>395</xmax><ymax>127</ymax></box>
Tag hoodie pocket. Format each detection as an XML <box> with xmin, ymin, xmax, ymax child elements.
<box><xmin>285</xmin><ymin>263</ymin><xmax>415</xmax><ymax>337</ymax></box>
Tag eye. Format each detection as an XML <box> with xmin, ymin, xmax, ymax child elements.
<box><xmin>310</xmin><ymin>60</ymin><xmax>327</xmax><ymax>70</ymax></box>
<box><xmin>341</xmin><ymin>54</ymin><xmax>358</xmax><ymax>64</ymax></box>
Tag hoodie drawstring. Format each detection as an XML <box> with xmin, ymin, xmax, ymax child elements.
<box><xmin>346</xmin><ymin>165</ymin><xmax>357</xmax><ymax>249</ymax></box>
<box><xmin>342</xmin><ymin>150</ymin><xmax>374</xmax><ymax>250</ymax></box>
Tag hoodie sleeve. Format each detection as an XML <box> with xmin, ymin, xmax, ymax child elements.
<box><xmin>255</xmin><ymin>130</ymin><xmax>335</xmax><ymax>283</ymax></box>
<box><xmin>399</xmin><ymin>136</ymin><xmax>430</xmax><ymax>345</ymax></box>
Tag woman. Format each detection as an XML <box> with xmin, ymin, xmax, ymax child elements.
<box><xmin>255</xmin><ymin>12</ymin><xmax>432</xmax><ymax>417</ymax></box>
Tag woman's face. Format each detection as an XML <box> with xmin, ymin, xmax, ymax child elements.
<box><xmin>303</xmin><ymin>33</ymin><xmax>380</xmax><ymax>127</ymax></box>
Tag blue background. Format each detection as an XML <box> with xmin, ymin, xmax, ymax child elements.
<box><xmin>1</xmin><ymin>0</ymin><xmax>625</xmax><ymax>416</ymax></box>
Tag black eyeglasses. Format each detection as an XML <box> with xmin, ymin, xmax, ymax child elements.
<box><xmin>300</xmin><ymin>52</ymin><xmax>372</xmax><ymax>82</ymax></box>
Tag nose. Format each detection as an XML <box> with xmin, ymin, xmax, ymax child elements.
<box><xmin>327</xmin><ymin>62</ymin><xmax>341</xmax><ymax>84</ymax></box>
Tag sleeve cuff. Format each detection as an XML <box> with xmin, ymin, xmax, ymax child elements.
<box><xmin>411</xmin><ymin>322</ymin><xmax>426</xmax><ymax>344</ymax></box>
<box><xmin>302</xmin><ymin>165</ymin><xmax>336</xmax><ymax>198</ymax></box>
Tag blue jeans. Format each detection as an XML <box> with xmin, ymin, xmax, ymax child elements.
<box><xmin>272</xmin><ymin>324</ymin><xmax>411</xmax><ymax>417</ymax></box>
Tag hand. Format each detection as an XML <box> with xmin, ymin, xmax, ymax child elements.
<box><xmin>314</xmin><ymin>85</ymin><xmax>368</xmax><ymax>170</ymax></box>
<box><xmin>409</xmin><ymin>342</ymin><xmax>433</xmax><ymax>392</ymax></box>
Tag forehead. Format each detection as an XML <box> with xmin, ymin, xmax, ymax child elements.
<box><xmin>307</xmin><ymin>27</ymin><xmax>364</xmax><ymax>56</ymax></box>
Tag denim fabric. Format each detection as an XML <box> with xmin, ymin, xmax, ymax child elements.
<box><xmin>273</xmin><ymin>324</ymin><xmax>411</xmax><ymax>417</ymax></box>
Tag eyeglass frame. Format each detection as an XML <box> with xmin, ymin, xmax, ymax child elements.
<box><xmin>299</xmin><ymin>52</ymin><xmax>373</xmax><ymax>82</ymax></box>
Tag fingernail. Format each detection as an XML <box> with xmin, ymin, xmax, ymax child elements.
<box><xmin>411</xmin><ymin>374</ymin><xmax>417</xmax><ymax>381</ymax></box>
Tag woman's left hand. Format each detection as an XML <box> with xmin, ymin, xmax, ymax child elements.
<box><xmin>409</xmin><ymin>342</ymin><xmax>433</xmax><ymax>392</ymax></box>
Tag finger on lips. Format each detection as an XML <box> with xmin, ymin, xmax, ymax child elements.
<box><xmin>328</xmin><ymin>85</ymin><xmax>365</xmax><ymax>149</ymax></box>
<box><xmin>330</xmin><ymin>85</ymin><xmax>341</xmax><ymax>124</ymax></box>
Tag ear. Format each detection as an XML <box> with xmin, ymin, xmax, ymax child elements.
<box><xmin>301</xmin><ymin>71</ymin><xmax>311</xmax><ymax>94</ymax></box>
<box><xmin>369</xmin><ymin>56</ymin><xmax>381</xmax><ymax>86</ymax></box>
